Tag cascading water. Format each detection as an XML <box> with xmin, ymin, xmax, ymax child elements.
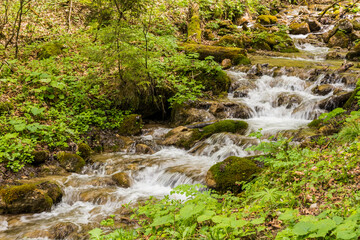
<box><xmin>0</xmin><ymin>23</ymin><xmax>355</xmax><ymax>240</ymax></box>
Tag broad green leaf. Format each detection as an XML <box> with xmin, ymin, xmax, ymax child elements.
<box><xmin>31</xmin><ymin>107</ymin><xmax>45</xmax><ymax>116</ymax></box>
<box><xmin>333</xmin><ymin>216</ymin><xmax>344</xmax><ymax>225</ymax></box>
<box><xmin>26</xmin><ymin>123</ymin><xmax>40</xmax><ymax>133</ymax></box>
<box><xmin>292</xmin><ymin>221</ymin><xmax>313</xmax><ymax>236</ymax></box>
<box><xmin>40</xmin><ymin>78</ymin><xmax>51</xmax><ymax>83</ymax></box>
<box><xmin>14</xmin><ymin>123</ymin><xmax>27</xmax><ymax>132</ymax></box>
<box><xmin>231</xmin><ymin>219</ymin><xmax>248</xmax><ymax>228</ymax></box>
<box><xmin>197</xmin><ymin>210</ymin><xmax>216</xmax><ymax>223</ymax></box>
<box><xmin>151</xmin><ymin>214</ymin><xmax>173</xmax><ymax>227</ymax></box>
<box><xmin>179</xmin><ymin>204</ymin><xmax>195</xmax><ymax>220</ymax></box>
<box><xmin>279</xmin><ymin>209</ymin><xmax>298</xmax><ymax>221</ymax></box>
<box><xmin>251</xmin><ymin>217</ymin><xmax>265</xmax><ymax>225</ymax></box>
<box><xmin>336</xmin><ymin>231</ymin><xmax>357</xmax><ymax>240</ymax></box>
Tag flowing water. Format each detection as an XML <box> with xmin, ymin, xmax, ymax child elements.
<box><xmin>0</xmin><ymin>20</ymin><xmax>356</xmax><ymax>240</ymax></box>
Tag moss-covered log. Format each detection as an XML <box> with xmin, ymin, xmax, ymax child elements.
<box><xmin>181</xmin><ymin>43</ymin><xmax>251</xmax><ymax>65</ymax></box>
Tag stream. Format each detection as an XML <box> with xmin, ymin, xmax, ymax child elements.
<box><xmin>0</xmin><ymin>8</ymin><xmax>357</xmax><ymax>240</ymax></box>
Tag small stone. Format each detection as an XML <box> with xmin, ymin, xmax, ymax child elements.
<box><xmin>221</xmin><ymin>59</ymin><xmax>232</xmax><ymax>69</ymax></box>
<box><xmin>112</xmin><ymin>172</ymin><xmax>132</xmax><ymax>188</ymax></box>
<box><xmin>135</xmin><ymin>144</ymin><xmax>154</xmax><ymax>154</ymax></box>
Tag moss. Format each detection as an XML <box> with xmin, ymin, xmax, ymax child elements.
<box><xmin>118</xmin><ymin>114</ymin><xmax>143</xmax><ymax>136</ymax></box>
<box><xmin>78</xmin><ymin>143</ymin><xmax>92</xmax><ymax>160</ymax></box>
<box><xmin>57</xmin><ymin>152</ymin><xmax>85</xmax><ymax>173</ymax></box>
<box><xmin>308</xmin><ymin>119</ymin><xmax>322</xmax><ymax>128</ymax></box>
<box><xmin>202</xmin><ymin>120</ymin><xmax>248</xmax><ymax>138</ymax></box>
<box><xmin>187</xmin><ymin>15</ymin><xmax>201</xmax><ymax>43</ymax></box>
<box><xmin>352</xmin><ymin>19</ymin><xmax>360</xmax><ymax>31</ymax></box>
<box><xmin>257</xmin><ymin>15</ymin><xmax>278</xmax><ymax>25</ymax></box>
<box><xmin>328</xmin><ymin>31</ymin><xmax>350</xmax><ymax>48</ymax></box>
<box><xmin>233</xmin><ymin>54</ymin><xmax>251</xmax><ymax>65</ymax></box>
<box><xmin>208</xmin><ymin>156</ymin><xmax>261</xmax><ymax>192</ymax></box>
<box><xmin>203</xmin><ymin>29</ymin><xmax>215</xmax><ymax>41</ymax></box>
<box><xmin>182</xmin><ymin>43</ymin><xmax>248</xmax><ymax>65</ymax></box>
<box><xmin>215</xmin><ymin>35</ymin><xmax>242</xmax><ymax>48</ymax></box>
<box><xmin>196</xmin><ymin>70</ymin><xmax>231</xmax><ymax>95</ymax></box>
<box><xmin>38</xmin><ymin>42</ymin><xmax>64</xmax><ymax>60</ymax></box>
<box><xmin>0</xmin><ymin>184</ymin><xmax>36</xmax><ymax>204</ymax></box>
<box><xmin>0</xmin><ymin>101</ymin><xmax>13</xmax><ymax>115</ymax></box>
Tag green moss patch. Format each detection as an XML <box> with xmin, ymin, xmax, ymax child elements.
<box><xmin>37</xmin><ymin>42</ymin><xmax>64</xmax><ymax>60</ymax></box>
<box><xmin>118</xmin><ymin>114</ymin><xmax>143</xmax><ymax>136</ymax></box>
<box><xmin>187</xmin><ymin>15</ymin><xmax>201</xmax><ymax>43</ymax></box>
<box><xmin>57</xmin><ymin>152</ymin><xmax>85</xmax><ymax>173</ymax></box>
<box><xmin>257</xmin><ymin>15</ymin><xmax>278</xmax><ymax>25</ymax></box>
<box><xmin>207</xmin><ymin>156</ymin><xmax>261</xmax><ymax>192</ymax></box>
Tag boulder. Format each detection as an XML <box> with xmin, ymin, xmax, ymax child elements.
<box><xmin>172</xmin><ymin>107</ymin><xmax>216</xmax><ymax>126</ymax></box>
<box><xmin>215</xmin><ymin>35</ymin><xmax>242</xmax><ymax>47</ymax></box>
<box><xmin>201</xmin><ymin>120</ymin><xmax>248</xmax><ymax>138</ymax></box>
<box><xmin>307</xmin><ymin>18</ymin><xmax>322</xmax><ymax>32</ymax></box>
<box><xmin>328</xmin><ymin>31</ymin><xmax>350</xmax><ymax>48</ymax></box>
<box><xmin>221</xmin><ymin>58</ymin><xmax>232</xmax><ymax>69</ymax></box>
<box><xmin>311</xmin><ymin>84</ymin><xmax>334</xmax><ymax>96</ymax></box>
<box><xmin>135</xmin><ymin>144</ymin><xmax>154</xmax><ymax>154</ymax></box>
<box><xmin>352</xmin><ymin>18</ymin><xmax>360</xmax><ymax>31</ymax></box>
<box><xmin>206</xmin><ymin>156</ymin><xmax>260</xmax><ymax>192</ymax></box>
<box><xmin>77</xmin><ymin>143</ymin><xmax>92</xmax><ymax>161</ymax></box>
<box><xmin>318</xmin><ymin>91</ymin><xmax>353</xmax><ymax>111</ymax></box>
<box><xmin>0</xmin><ymin>181</ymin><xmax>63</xmax><ymax>214</ymax></box>
<box><xmin>57</xmin><ymin>152</ymin><xmax>85</xmax><ymax>173</ymax></box>
<box><xmin>50</xmin><ymin>222</ymin><xmax>79</xmax><ymax>240</ymax></box>
<box><xmin>181</xmin><ymin>43</ymin><xmax>251</xmax><ymax>65</ymax></box>
<box><xmin>274</xmin><ymin>93</ymin><xmax>303</xmax><ymax>108</ymax></box>
<box><xmin>112</xmin><ymin>172</ymin><xmax>132</xmax><ymax>188</ymax></box>
<box><xmin>326</xmin><ymin>51</ymin><xmax>345</xmax><ymax>60</ymax></box>
<box><xmin>290</xmin><ymin>22</ymin><xmax>310</xmax><ymax>35</ymax></box>
<box><xmin>209</xmin><ymin>102</ymin><xmax>252</xmax><ymax>119</ymax></box>
<box><xmin>161</xmin><ymin>126</ymin><xmax>195</xmax><ymax>147</ymax></box>
<box><xmin>232</xmin><ymin>80</ymin><xmax>257</xmax><ymax>98</ymax></box>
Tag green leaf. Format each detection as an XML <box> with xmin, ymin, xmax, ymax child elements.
<box><xmin>179</xmin><ymin>204</ymin><xmax>195</xmax><ymax>220</ymax></box>
<box><xmin>251</xmin><ymin>217</ymin><xmax>265</xmax><ymax>225</ymax></box>
<box><xmin>279</xmin><ymin>209</ymin><xmax>298</xmax><ymax>221</ymax></box>
<box><xmin>31</xmin><ymin>107</ymin><xmax>45</xmax><ymax>116</ymax></box>
<box><xmin>40</xmin><ymin>78</ymin><xmax>51</xmax><ymax>83</ymax></box>
<box><xmin>197</xmin><ymin>210</ymin><xmax>216</xmax><ymax>223</ymax></box>
<box><xmin>292</xmin><ymin>221</ymin><xmax>313</xmax><ymax>236</ymax></box>
<box><xmin>88</xmin><ymin>228</ymin><xmax>103</xmax><ymax>240</ymax></box>
<box><xmin>336</xmin><ymin>231</ymin><xmax>357</xmax><ymax>240</ymax></box>
<box><xmin>151</xmin><ymin>214</ymin><xmax>173</xmax><ymax>227</ymax></box>
<box><xmin>231</xmin><ymin>219</ymin><xmax>248</xmax><ymax>228</ymax></box>
<box><xmin>333</xmin><ymin>216</ymin><xmax>344</xmax><ymax>225</ymax></box>
<box><xmin>14</xmin><ymin>123</ymin><xmax>27</xmax><ymax>132</ymax></box>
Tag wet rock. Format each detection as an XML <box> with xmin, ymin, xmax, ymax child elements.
<box><xmin>161</xmin><ymin>126</ymin><xmax>195</xmax><ymax>146</ymax></box>
<box><xmin>57</xmin><ymin>152</ymin><xmax>85</xmax><ymax>173</ymax></box>
<box><xmin>290</xmin><ymin>21</ymin><xmax>310</xmax><ymax>35</ymax></box>
<box><xmin>0</xmin><ymin>181</ymin><xmax>63</xmax><ymax>214</ymax></box>
<box><xmin>112</xmin><ymin>172</ymin><xmax>132</xmax><ymax>188</ymax></box>
<box><xmin>172</xmin><ymin>107</ymin><xmax>216</xmax><ymax>126</ymax></box>
<box><xmin>78</xmin><ymin>143</ymin><xmax>92</xmax><ymax>161</ymax></box>
<box><xmin>328</xmin><ymin>31</ymin><xmax>350</xmax><ymax>48</ymax></box>
<box><xmin>257</xmin><ymin>15</ymin><xmax>277</xmax><ymax>25</ymax></box>
<box><xmin>221</xmin><ymin>58</ymin><xmax>232</xmax><ymax>69</ymax></box>
<box><xmin>50</xmin><ymin>222</ymin><xmax>79</xmax><ymax>240</ymax></box>
<box><xmin>39</xmin><ymin>164</ymin><xmax>68</xmax><ymax>176</ymax></box>
<box><xmin>247</xmin><ymin>64</ymin><xmax>263</xmax><ymax>77</ymax></box>
<box><xmin>307</xmin><ymin>18</ymin><xmax>322</xmax><ymax>32</ymax></box>
<box><xmin>311</xmin><ymin>84</ymin><xmax>334</xmax><ymax>96</ymax></box>
<box><xmin>225</xmin><ymin>102</ymin><xmax>253</xmax><ymax>119</ymax></box>
<box><xmin>23</xmin><ymin>230</ymin><xmax>52</xmax><ymax>239</ymax></box>
<box><xmin>79</xmin><ymin>188</ymin><xmax>116</xmax><ymax>203</ymax></box>
<box><xmin>206</xmin><ymin>156</ymin><xmax>260</xmax><ymax>193</ymax></box>
<box><xmin>31</xmin><ymin>150</ymin><xmax>49</xmax><ymax>166</ymax></box>
<box><xmin>135</xmin><ymin>144</ymin><xmax>154</xmax><ymax>154</ymax></box>
<box><xmin>318</xmin><ymin>91</ymin><xmax>353</xmax><ymax>111</ymax></box>
<box><xmin>274</xmin><ymin>92</ymin><xmax>302</xmax><ymax>108</ymax></box>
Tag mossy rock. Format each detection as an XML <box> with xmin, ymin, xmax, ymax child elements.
<box><xmin>38</xmin><ymin>42</ymin><xmax>64</xmax><ymax>60</ymax></box>
<box><xmin>203</xmin><ymin>29</ymin><xmax>215</xmax><ymax>41</ymax></box>
<box><xmin>346</xmin><ymin>41</ymin><xmax>360</xmax><ymax>61</ymax></box>
<box><xmin>206</xmin><ymin>156</ymin><xmax>261</xmax><ymax>192</ymax></box>
<box><xmin>308</xmin><ymin>119</ymin><xmax>322</xmax><ymax>128</ymax></box>
<box><xmin>0</xmin><ymin>181</ymin><xmax>63</xmax><ymax>214</ymax></box>
<box><xmin>187</xmin><ymin>14</ymin><xmax>201</xmax><ymax>43</ymax></box>
<box><xmin>328</xmin><ymin>31</ymin><xmax>350</xmax><ymax>48</ymax></box>
<box><xmin>78</xmin><ymin>143</ymin><xmax>92</xmax><ymax>161</ymax></box>
<box><xmin>290</xmin><ymin>22</ymin><xmax>310</xmax><ymax>35</ymax></box>
<box><xmin>0</xmin><ymin>101</ymin><xmax>13</xmax><ymax>115</ymax></box>
<box><xmin>182</xmin><ymin>43</ymin><xmax>250</xmax><ymax>65</ymax></box>
<box><xmin>215</xmin><ymin>35</ymin><xmax>242</xmax><ymax>48</ymax></box>
<box><xmin>201</xmin><ymin>120</ymin><xmax>248</xmax><ymax>138</ymax></box>
<box><xmin>32</xmin><ymin>150</ymin><xmax>49</xmax><ymax>166</ymax></box>
<box><xmin>352</xmin><ymin>19</ymin><xmax>360</xmax><ymax>31</ymax></box>
<box><xmin>118</xmin><ymin>114</ymin><xmax>143</xmax><ymax>136</ymax></box>
<box><xmin>112</xmin><ymin>172</ymin><xmax>131</xmax><ymax>188</ymax></box>
<box><xmin>257</xmin><ymin>15</ymin><xmax>278</xmax><ymax>25</ymax></box>
<box><xmin>57</xmin><ymin>152</ymin><xmax>85</xmax><ymax>173</ymax></box>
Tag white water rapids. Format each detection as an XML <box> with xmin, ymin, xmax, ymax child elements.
<box><xmin>0</xmin><ymin>43</ymin><xmax>354</xmax><ymax>239</ymax></box>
